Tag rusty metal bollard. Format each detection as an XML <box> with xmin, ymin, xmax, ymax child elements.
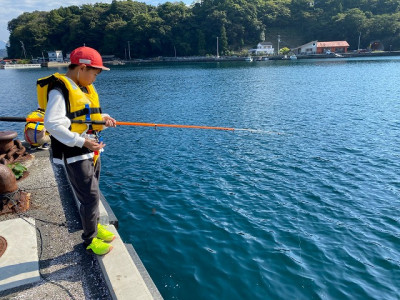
<box><xmin>0</xmin><ymin>131</ymin><xmax>32</xmax><ymax>214</ymax></box>
<box><xmin>0</xmin><ymin>131</ymin><xmax>17</xmax><ymax>153</ymax></box>
<box><xmin>0</xmin><ymin>164</ymin><xmax>31</xmax><ymax>214</ymax></box>
<box><xmin>0</xmin><ymin>131</ymin><xmax>31</xmax><ymax>165</ymax></box>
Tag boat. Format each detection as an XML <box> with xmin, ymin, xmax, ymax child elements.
<box><xmin>244</xmin><ymin>56</ymin><xmax>253</xmax><ymax>62</ymax></box>
<box><xmin>1</xmin><ymin>64</ymin><xmax>41</xmax><ymax>69</ymax></box>
<box><xmin>290</xmin><ymin>55</ymin><xmax>297</xmax><ymax>60</ymax></box>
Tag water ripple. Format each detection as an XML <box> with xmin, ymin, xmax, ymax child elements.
<box><xmin>3</xmin><ymin>59</ymin><xmax>400</xmax><ymax>299</ymax></box>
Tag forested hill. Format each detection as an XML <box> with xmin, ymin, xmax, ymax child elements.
<box><xmin>7</xmin><ymin>0</ymin><xmax>400</xmax><ymax>59</ymax></box>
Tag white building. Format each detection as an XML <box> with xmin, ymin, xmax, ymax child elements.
<box><xmin>291</xmin><ymin>41</ymin><xmax>318</xmax><ymax>55</ymax></box>
<box><xmin>47</xmin><ymin>50</ymin><xmax>63</xmax><ymax>62</ymax></box>
<box><xmin>249</xmin><ymin>42</ymin><xmax>274</xmax><ymax>55</ymax></box>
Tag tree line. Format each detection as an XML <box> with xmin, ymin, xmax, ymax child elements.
<box><xmin>7</xmin><ymin>0</ymin><xmax>400</xmax><ymax>59</ymax></box>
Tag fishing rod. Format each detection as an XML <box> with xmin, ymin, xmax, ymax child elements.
<box><xmin>0</xmin><ymin>116</ymin><xmax>279</xmax><ymax>134</ymax></box>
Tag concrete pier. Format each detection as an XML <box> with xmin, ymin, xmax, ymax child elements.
<box><xmin>0</xmin><ymin>145</ymin><xmax>162</xmax><ymax>299</ymax></box>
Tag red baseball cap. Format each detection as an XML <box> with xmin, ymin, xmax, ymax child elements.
<box><xmin>70</xmin><ymin>46</ymin><xmax>110</xmax><ymax>71</ymax></box>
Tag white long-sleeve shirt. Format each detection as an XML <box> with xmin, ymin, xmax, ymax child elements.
<box><xmin>44</xmin><ymin>89</ymin><xmax>86</xmax><ymax>148</ymax></box>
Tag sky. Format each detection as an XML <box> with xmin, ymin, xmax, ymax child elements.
<box><xmin>0</xmin><ymin>0</ymin><xmax>190</xmax><ymax>49</ymax></box>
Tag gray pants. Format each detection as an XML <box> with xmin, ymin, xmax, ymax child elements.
<box><xmin>65</xmin><ymin>158</ymin><xmax>101</xmax><ymax>245</ymax></box>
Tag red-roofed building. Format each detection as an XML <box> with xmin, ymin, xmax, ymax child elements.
<box><xmin>292</xmin><ymin>40</ymin><xmax>350</xmax><ymax>55</ymax></box>
<box><xmin>316</xmin><ymin>41</ymin><xmax>350</xmax><ymax>54</ymax></box>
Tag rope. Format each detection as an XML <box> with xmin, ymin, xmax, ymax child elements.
<box><xmin>34</xmin><ymin>122</ymin><xmax>40</xmax><ymax>143</ymax></box>
<box><xmin>0</xmin><ymin>189</ymin><xmax>22</xmax><ymax>212</ymax></box>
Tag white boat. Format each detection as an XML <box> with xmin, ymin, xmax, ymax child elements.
<box><xmin>244</xmin><ymin>56</ymin><xmax>253</xmax><ymax>62</ymax></box>
<box><xmin>1</xmin><ymin>64</ymin><xmax>41</xmax><ymax>69</ymax></box>
<box><xmin>290</xmin><ymin>55</ymin><xmax>297</xmax><ymax>60</ymax></box>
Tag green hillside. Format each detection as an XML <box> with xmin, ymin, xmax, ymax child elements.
<box><xmin>6</xmin><ymin>0</ymin><xmax>400</xmax><ymax>58</ymax></box>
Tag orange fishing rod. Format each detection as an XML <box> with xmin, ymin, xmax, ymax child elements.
<box><xmin>115</xmin><ymin>121</ymin><xmax>235</xmax><ymax>131</ymax></box>
<box><xmin>0</xmin><ymin>116</ymin><xmax>269</xmax><ymax>133</ymax></box>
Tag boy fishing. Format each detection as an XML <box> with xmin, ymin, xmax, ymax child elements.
<box><xmin>43</xmin><ymin>46</ymin><xmax>116</xmax><ymax>255</ymax></box>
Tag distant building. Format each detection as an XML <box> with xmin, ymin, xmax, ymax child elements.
<box><xmin>248</xmin><ymin>42</ymin><xmax>275</xmax><ymax>55</ymax></box>
<box><xmin>48</xmin><ymin>50</ymin><xmax>63</xmax><ymax>62</ymax></box>
<box><xmin>292</xmin><ymin>41</ymin><xmax>350</xmax><ymax>55</ymax></box>
<box><xmin>316</xmin><ymin>41</ymin><xmax>349</xmax><ymax>53</ymax></box>
<box><xmin>292</xmin><ymin>41</ymin><xmax>318</xmax><ymax>55</ymax></box>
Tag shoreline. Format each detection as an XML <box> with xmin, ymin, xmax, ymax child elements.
<box><xmin>107</xmin><ymin>50</ymin><xmax>400</xmax><ymax>65</ymax></box>
<box><xmin>2</xmin><ymin>51</ymin><xmax>397</xmax><ymax>69</ymax></box>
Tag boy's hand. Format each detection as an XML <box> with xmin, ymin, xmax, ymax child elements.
<box><xmin>103</xmin><ymin>115</ymin><xmax>117</xmax><ymax>127</ymax></box>
<box><xmin>84</xmin><ymin>139</ymin><xmax>105</xmax><ymax>151</ymax></box>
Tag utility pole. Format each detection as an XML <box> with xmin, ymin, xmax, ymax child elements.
<box><xmin>216</xmin><ymin>37</ymin><xmax>219</xmax><ymax>58</ymax></box>
<box><xmin>277</xmin><ymin>35</ymin><xmax>280</xmax><ymax>55</ymax></box>
<box><xmin>358</xmin><ymin>32</ymin><xmax>361</xmax><ymax>51</ymax></box>
<box><xmin>174</xmin><ymin>45</ymin><xmax>177</xmax><ymax>58</ymax></box>
<box><xmin>128</xmin><ymin>41</ymin><xmax>131</xmax><ymax>60</ymax></box>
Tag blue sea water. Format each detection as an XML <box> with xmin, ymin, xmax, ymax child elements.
<box><xmin>1</xmin><ymin>57</ymin><xmax>400</xmax><ymax>299</ymax></box>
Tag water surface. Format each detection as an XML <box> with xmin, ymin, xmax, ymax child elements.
<box><xmin>1</xmin><ymin>57</ymin><xmax>400</xmax><ymax>299</ymax></box>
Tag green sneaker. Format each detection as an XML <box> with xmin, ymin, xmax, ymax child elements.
<box><xmin>86</xmin><ymin>237</ymin><xmax>113</xmax><ymax>255</ymax></box>
<box><xmin>97</xmin><ymin>223</ymin><xmax>116</xmax><ymax>242</ymax></box>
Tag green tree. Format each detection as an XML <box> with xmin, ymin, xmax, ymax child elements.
<box><xmin>332</xmin><ymin>8</ymin><xmax>368</xmax><ymax>46</ymax></box>
<box><xmin>156</xmin><ymin>2</ymin><xmax>193</xmax><ymax>56</ymax></box>
<box><xmin>220</xmin><ymin>25</ymin><xmax>228</xmax><ymax>54</ymax></box>
<box><xmin>7</xmin><ymin>11</ymin><xmax>49</xmax><ymax>58</ymax></box>
<box><xmin>258</xmin><ymin>0</ymin><xmax>291</xmax><ymax>27</ymax></box>
<box><xmin>279</xmin><ymin>46</ymin><xmax>290</xmax><ymax>54</ymax></box>
<box><xmin>197</xmin><ymin>29</ymin><xmax>206</xmax><ymax>55</ymax></box>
